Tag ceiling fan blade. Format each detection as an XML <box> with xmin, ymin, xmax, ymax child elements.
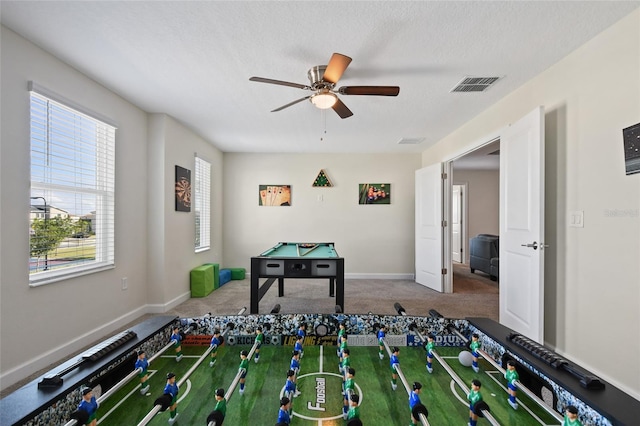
<box><xmin>338</xmin><ymin>86</ymin><xmax>400</xmax><ymax>96</ymax></box>
<box><xmin>250</xmin><ymin>76</ymin><xmax>310</xmax><ymax>90</ymax></box>
<box><xmin>271</xmin><ymin>96</ymin><xmax>312</xmax><ymax>112</ymax></box>
<box><xmin>322</xmin><ymin>53</ymin><xmax>352</xmax><ymax>84</ymax></box>
<box><xmin>331</xmin><ymin>98</ymin><xmax>353</xmax><ymax>119</ymax></box>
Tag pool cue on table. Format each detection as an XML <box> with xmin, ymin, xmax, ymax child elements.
<box><xmin>300</xmin><ymin>244</ymin><xmax>320</xmax><ymax>256</ymax></box>
<box><xmin>296</xmin><ymin>243</ymin><xmax>301</xmax><ymax>257</ymax></box>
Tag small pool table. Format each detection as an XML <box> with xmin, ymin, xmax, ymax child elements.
<box><xmin>250</xmin><ymin>242</ymin><xmax>344</xmax><ymax>314</ymax></box>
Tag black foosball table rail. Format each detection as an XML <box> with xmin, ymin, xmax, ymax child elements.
<box><xmin>507</xmin><ymin>332</ymin><xmax>604</xmax><ymax>390</ymax></box>
<box><xmin>468</xmin><ymin>317</ymin><xmax>640</xmax><ymax>426</ymax></box>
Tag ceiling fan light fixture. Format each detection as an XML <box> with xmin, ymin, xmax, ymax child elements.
<box><xmin>310</xmin><ymin>91</ymin><xmax>337</xmax><ymax>109</ymax></box>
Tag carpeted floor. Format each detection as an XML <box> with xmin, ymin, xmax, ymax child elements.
<box><xmin>452</xmin><ymin>262</ymin><xmax>499</xmax><ymax>295</ymax></box>
<box><xmin>166</xmin><ymin>262</ymin><xmax>498</xmax><ymax>320</ymax></box>
<box><xmin>1</xmin><ymin>263</ymin><xmax>498</xmax><ymax>398</ymax></box>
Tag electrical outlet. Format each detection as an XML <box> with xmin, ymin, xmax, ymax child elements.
<box><xmin>121</xmin><ymin>277</ymin><xmax>128</xmax><ymax>290</ymax></box>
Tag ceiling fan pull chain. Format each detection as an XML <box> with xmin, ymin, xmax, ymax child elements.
<box><xmin>320</xmin><ymin>109</ymin><xmax>327</xmax><ymax>141</ymax></box>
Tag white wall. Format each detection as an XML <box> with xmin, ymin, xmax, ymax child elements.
<box><xmin>223</xmin><ymin>153</ymin><xmax>421</xmax><ymax>277</ymax></box>
<box><xmin>0</xmin><ymin>26</ymin><xmax>148</xmax><ymax>387</ymax></box>
<box><xmin>422</xmin><ymin>11</ymin><xmax>640</xmax><ymax>398</ymax></box>
<box><xmin>147</xmin><ymin>114</ymin><xmax>225</xmax><ymax>310</ymax></box>
<box><xmin>0</xmin><ymin>27</ymin><xmax>224</xmax><ymax>389</ymax></box>
<box><xmin>453</xmin><ymin>169</ymin><xmax>499</xmax><ymax>263</ymax></box>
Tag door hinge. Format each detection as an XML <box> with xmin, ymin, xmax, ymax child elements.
<box><xmin>441</xmin><ymin>172</ymin><xmax>447</xmax><ymax>179</ymax></box>
<box><xmin>441</xmin><ymin>268</ymin><xmax>448</xmax><ymax>275</ymax></box>
<box><xmin>442</xmin><ymin>220</ymin><xmax>447</xmax><ymax>227</ymax></box>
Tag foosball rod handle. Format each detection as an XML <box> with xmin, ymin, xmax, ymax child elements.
<box><xmin>394</xmin><ymin>302</ymin><xmax>406</xmax><ymax>316</ymax></box>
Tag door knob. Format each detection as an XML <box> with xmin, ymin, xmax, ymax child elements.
<box><xmin>521</xmin><ymin>241</ymin><xmax>538</xmax><ymax>250</ymax></box>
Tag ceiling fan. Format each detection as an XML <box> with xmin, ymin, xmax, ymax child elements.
<box><xmin>249</xmin><ymin>53</ymin><xmax>400</xmax><ymax>119</ymax></box>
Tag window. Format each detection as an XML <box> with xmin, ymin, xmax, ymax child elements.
<box><xmin>194</xmin><ymin>156</ymin><xmax>211</xmax><ymax>252</ymax></box>
<box><xmin>29</xmin><ymin>83</ymin><xmax>116</xmax><ymax>285</ymax></box>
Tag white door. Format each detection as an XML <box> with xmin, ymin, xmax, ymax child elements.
<box><xmin>415</xmin><ymin>163</ymin><xmax>443</xmax><ymax>292</ymax></box>
<box><xmin>500</xmin><ymin>106</ymin><xmax>545</xmax><ymax>343</ymax></box>
<box><xmin>452</xmin><ymin>185</ymin><xmax>463</xmax><ymax>263</ymax></box>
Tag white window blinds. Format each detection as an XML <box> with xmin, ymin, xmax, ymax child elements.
<box><xmin>29</xmin><ymin>85</ymin><xmax>116</xmax><ymax>285</ymax></box>
<box><xmin>194</xmin><ymin>156</ymin><xmax>211</xmax><ymax>251</ymax></box>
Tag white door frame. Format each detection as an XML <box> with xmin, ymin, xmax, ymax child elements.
<box><xmin>441</xmin><ymin>108</ymin><xmax>544</xmax><ymax>343</ymax></box>
<box><xmin>443</xmin><ymin>134</ymin><xmax>501</xmax><ymax>294</ymax></box>
<box><xmin>451</xmin><ymin>183</ymin><xmax>468</xmax><ymax>264</ymax></box>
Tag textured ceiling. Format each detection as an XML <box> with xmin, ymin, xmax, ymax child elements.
<box><xmin>1</xmin><ymin>1</ymin><xmax>638</xmax><ymax>154</ymax></box>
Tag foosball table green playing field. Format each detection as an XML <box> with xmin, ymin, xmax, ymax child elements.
<box><xmin>4</xmin><ymin>314</ymin><xmax>637</xmax><ymax>426</ymax></box>
<box><xmin>96</xmin><ymin>344</ymin><xmax>560</xmax><ymax>425</ymax></box>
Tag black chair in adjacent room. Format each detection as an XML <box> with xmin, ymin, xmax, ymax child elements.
<box><xmin>469</xmin><ymin>234</ymin><xmax>499</xmax><ymax>281</ymax></box>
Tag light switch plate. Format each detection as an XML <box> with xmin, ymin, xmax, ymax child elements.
<box><xmin>569</xmin><ymin>211</ymin><xmax>584</xmax><ymax>228</ymax></box>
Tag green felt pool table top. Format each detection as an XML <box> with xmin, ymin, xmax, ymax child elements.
<box><xmin>259</xmin><ymin>242</ymin><xmax>340</xmax><ymax>258</ymax></box>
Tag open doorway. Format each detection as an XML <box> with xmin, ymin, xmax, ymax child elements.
<box><xmin>450</xmin><ymin>139</ymin><xmax>500</xmax><ymax>292</ymax></box>
<box><xmin>417</xmin><ymin>107</ymin><xmax>545</xmax><ymax>340</ymax></box>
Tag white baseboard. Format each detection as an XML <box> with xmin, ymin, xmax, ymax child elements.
<box><xmin>345</xmin><ymin>273</ymin><xmax>415</xmax><ymax>280</ymax></box>
<box><xmin>246</xmin><ymin>272</ymin><xmax>415</xmax><ymax>280</ymax></box>
<box><xmin>145</xmin><ymin>291</ymin><xmax>191</xmax><ymax>313</ymax></box>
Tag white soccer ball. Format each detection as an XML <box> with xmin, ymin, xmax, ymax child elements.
<box><xmin>458</xmin><ymin>350</ymin><xmax>474</xmax><ymax>367</ymax></box>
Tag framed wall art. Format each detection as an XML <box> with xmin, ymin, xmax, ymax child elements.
<box><xmin>259</xmin><ymin>185</ymin><xmax>291</xmax><ymax>206</ymax></box>
<box><xmin>623</xmin><ymin>122</ymin><xmax>640</xmax><ymax>175</ymax></box>
<box><xmin>175</xmin><ymin>165</ymin><xmax>191</xmax><ymax>212</ymax></box>
<box><xmin>359</xmin><ymin>183</ymin><xmax>391</xmax><ymax>205</ymax></box>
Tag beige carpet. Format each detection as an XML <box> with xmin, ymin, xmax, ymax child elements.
<box><xmin>2</xmin><ymin>264</ymin><xmax>497</xmax><ymax>397</ymax></box>
<box><xmin>452</xmin><ymin>262</ymin><xmax>499</xmax><ymax>294</ymax></box>
<box><xmin>166</xmin><ymin>263</ymin><xmax>498</xmax><ymax>320</ymax></box>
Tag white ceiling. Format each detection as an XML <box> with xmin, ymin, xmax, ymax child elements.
<box><xmin>1</xmin><ymin>1</ymin><xmax>638</xmax><ymax>154</ymax></box>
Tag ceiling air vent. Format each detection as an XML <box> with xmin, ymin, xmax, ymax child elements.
<box><xmin>450</xmin><ymin>76</ymin><xmax>501</xmax><ymax>93</ymax></box>
<box><xmin>397</xmin><ymin>137</ymin><xmax>425</xmax><ymax>145</ymax></box>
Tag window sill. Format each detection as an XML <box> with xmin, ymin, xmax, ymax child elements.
<box><xmin>29</xmin><ymin>263</ymin><xmax>115</xmax><ymax>287</ymax></box>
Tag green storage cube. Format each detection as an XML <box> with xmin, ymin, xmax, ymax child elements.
<box><xmin>230</xmin><ymin>268</ymin><xmax>246</xmax><ymax>280</ymax></box>
<box><xmin>204</xmin><ymin>263</ymin><xmax>220</xmax><ymax>289</ymax></box>
<box><xmin>190</xmin><ymin>264</ymin><xmax>214</xmax><ymax>297</ymax></box>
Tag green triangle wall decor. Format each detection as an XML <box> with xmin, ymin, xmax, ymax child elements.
<box><xmin>312</xmin><ymin>169</ymin><xmax>333</xmax><ymax>187</ymax></box>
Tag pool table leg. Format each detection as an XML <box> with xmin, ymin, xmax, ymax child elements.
<box><xmin>336</xmin><ymin>260</ymin><xmax>345</xmax><ymax>312</ymax></box>
<box><xmin>278</xmin><ymin>277</ymin><xmax>285</xmax><ymax>296</ymax></box>
<box><xmin>250</xmin><ymin>257</ymin><xmax>260</xmax><ymax>314</ymax></box>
